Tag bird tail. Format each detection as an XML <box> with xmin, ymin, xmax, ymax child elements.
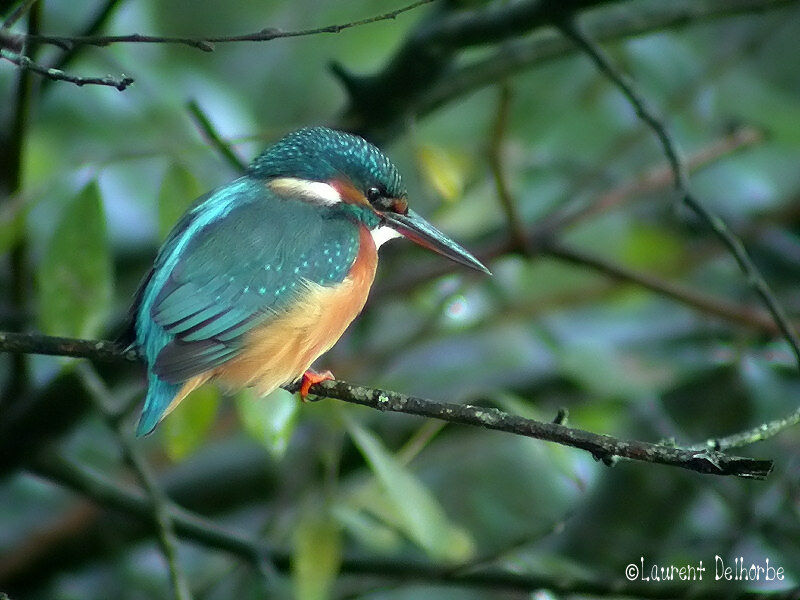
<box><xmin>136</xmin><ymin>374</ymin><xmax>180</xmax><ymax>437</ymax></box>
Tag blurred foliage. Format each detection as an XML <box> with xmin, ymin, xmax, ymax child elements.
<box><xmin>1</xmin><ymin>0</ymin><xmax>800</xmax><ymax>599</ymax></box>
<box><xmin>292</xmin><ymin>507</ymin><xmax>343</xmax><ymax>600</ymax></box>
<box><xmin>236</xmin><ymin>388</ymin><xmax>299</xmax><ymax>458</ymax></box>
<box><xmin>37</xmin><ymin>181</ymin><xmax>112</xmax><ymax>339</ymax></box>
<box><xmin>162</xmin><ymin>386</ymin><xmax>220</xmax><ymax>461</ymax></box>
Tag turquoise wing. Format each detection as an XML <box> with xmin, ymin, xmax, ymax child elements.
<box><xmin>136</xmin><ymin>178</ymin><xmax>361</xmax><ymax>385</ymax></box>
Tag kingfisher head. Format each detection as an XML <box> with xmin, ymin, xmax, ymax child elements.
<box><xmin>249</xmin><ymin>127</ymin><xmax>490</xmax><ymax>274</ymax></box>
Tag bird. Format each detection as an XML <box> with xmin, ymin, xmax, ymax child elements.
<box><xmin>128</xmin><ymin>126</ymin><xmax>490</xmax><ymax>437</ymax></box>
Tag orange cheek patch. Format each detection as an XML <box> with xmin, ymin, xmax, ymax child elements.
<box><xmin>393</xmin><ymin>198</ymin><xmax>408</xmax><ymax>214</ymax></box>
<box><xmin>331</xmin><ymin>179</ymin><xmax>371</xmax><ymax>207</ymax></box>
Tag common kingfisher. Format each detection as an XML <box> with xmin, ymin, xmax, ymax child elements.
<box><xmin>129</xmin><ymin>127</ymin><xmax>489</xmax><ymax>436</ymax></box>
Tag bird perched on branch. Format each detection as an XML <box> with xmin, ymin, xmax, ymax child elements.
<box><xmin>128</xmin><ymin>127</ymin><xmax>489</xmax><ymax>436</ymax></box>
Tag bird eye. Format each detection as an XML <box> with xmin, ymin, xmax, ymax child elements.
<box><xmin>366</xmin><ymin>187</ymin><xmax>381</xmax><ymax>204</ymax></box>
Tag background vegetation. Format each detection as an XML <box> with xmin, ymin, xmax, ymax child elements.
<box><xmin>1</xmin><ymin>0</ymin><xmax>799</xmax><ymax>598</ymax></box>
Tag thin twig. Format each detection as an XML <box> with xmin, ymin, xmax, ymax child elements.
<box><xmin>187</xmin><ymin>99</ymin><xmax>247</xmax><ymax>173</ymax></box>
<box><xmin>0</xmin><ymin>49</ymin><xmax>133</xmax><ymax>90</ymax></box>
<box><xmin>412</xmin><ymin>0</ymin><xmax>800</xmax><ymax>121</ymax></box>
<box><xmin>371</xmin><ymin>125</ymin><xmax>764</xmax><ymax>303</ymax></box>
<box><xmin>0</xmin><ymin>330</ymin><xmax>773</xmax><ymax>478</ymax></box>
<box><xmin>1</xmin><ymin>0</ymin><xmax>37</xmax><ymax>29</ymax></box>
<box><xmin>76</xmin><ymin>364</ymin><xmax>192</xmax><ymax>600</ymax></box>
<box><xmin>30</xmin><ymin>452</ymin><xmax>800</xmax><ymax>599</ymax></box>
<box><xmin>488</xmin><ymin>83</ymin><xmax>529</xmax><ymax>254</ymax></box>
<box><xmin>543</xmin><ymin>241</ymin><xmax>786</xmax><ymax>335</ymax></box>
<box><xmin>534</xmin><ymin>126</ymin><xmax>764</xmax><ymax>239</ymax></box>
<box><xmin>0</xmin><ymin>0</ymin><xmax>38</xmax><ymax>408</ymax></box>
<box><xmin>43</xmin><ymin>0</ymin><xmax>124</xmax><ymax>89</ymax></box>
<box><xmin>527</xmin><ymin>13</ymin><xmax>775</xmax><ymax>241</ymax></box>
<box><xmin>23</xmin><ymin>0</ymin><xmax>435</xmax><ymax>52</ymax></box>
<box><xmin>556</xmin><ymin>15</ymin><xmax>800</xmax><ymax>372</ymax></box>
<box><xmin>699</xmin><ymin>408</ymin><xmax>800</xmax><ymax>452</ymax></box>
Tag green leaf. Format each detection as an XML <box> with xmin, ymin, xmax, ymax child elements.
<box><xmin>38</xmin><ymin>182</ymin><xmax>112</xmax><ymax>338</ymax></box>
<box><xmin>332</xmin><ymin>502</ymin><xmax>402</xmax><ymax>553</ymax></box>
<box><xmin>292</xmin><ymin>509</ymin><xmax>342</xmax><ymax>600</ymax></box>
<box><xmin>235</xmin><ymin>388</ymin><xmax>299</xmax><ymax>458</ymax></box>
<box><xmin>620</xmin><ymin>224</ymin><xmax>684</xmax><ymax>270</ymax></box>
<box><xmin>161</xmin><ymin>386</ymin><xmax>220</xmax><ymax>460</ymax></box>
<box><xmin>415</xmin><ymin>143</ymin><xmax>469</xmax><ymax>202</ymax></box>
<box><xmin>345</xmin><ymin>416</ymin><xmax>475</xmax><ymax>562</ymax></box>
<box><xmin>158</xmin><ymin>163</ymin><xmax>202</xmax><ymax>240</ymax></box>
<box><xmin>557</xmin><ymin>343</ymin><xmax>666</xmax><ymax>401</ymax></box>
<box><xmin>0</xmin><ymin>199</ymin><xmax>29</xmax><ymax>256</ymax></box>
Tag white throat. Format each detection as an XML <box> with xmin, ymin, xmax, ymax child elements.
<box><xmin>371</xmin><ymin>226</ymin><xmax>402</xmax><ymax>249</ymax></box>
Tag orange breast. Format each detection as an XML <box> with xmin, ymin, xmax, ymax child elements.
<box><xmin>172</xmin><ymin>226</ymin><xmax>378</xmax><ymax>404</ymax></box>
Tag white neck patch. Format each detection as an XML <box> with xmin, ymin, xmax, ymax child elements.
<box><xmin>269</xmin><ymin>177</ymin><xmax>342</xmax><ymax>206</ymax></box>
<box><xmin>372</xmin><ymin>225</ymin><xmax>402</xmax><ymax>248</ymax></box>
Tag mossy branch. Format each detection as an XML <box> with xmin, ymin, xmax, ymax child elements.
<box><xmin>0</xmin><ymin>330</ymin><xmax>779</xmax><ymax>479</ymax></box>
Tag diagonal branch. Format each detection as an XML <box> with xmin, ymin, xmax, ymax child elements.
<box><xmin>186</xmin><ymin>99</ymin><xmax>247</xmax><ymax>173</ymax></box>
<box><xmin>0</xmin><ymin>0</ymin><xmax>38</xmax><ymax>408</ymax></box>
<box><xmin>531</xmin><ymin>126</ymin><xmax>765</xmax><ymax>240</ymax></box>
<box><xmin>488</xmin><ymin>83</ymin><xmax>529</xmax><ymax>254</ymax></box>
<box><xmin>699</xmin><ymin>407</ymin><xmax>800</xmax><ymax>452</ymax></box>
<box><xmin>556</xmin><ymin>15</ymin><xmax>800</xmax><ymax>372</ymax></box>
<box><xmin>0</xmin><ymin>331</ymin><xmax>774</xmax><ymax>479</ymax></box>
<box><xmin>295</xmin><ymin>379</ymin><xmax>771</xmax><ymax>478</ymax></box>
<box><xmin>413</xmin><ymin>0</ymin><xmax>800</xmax><ymax>121</ymax></box>
<box><xmin>371</xmin><ymin>125</ymin><xmax>764</xmax><ymax>303</ymax></box>
<box><xmin>542</xmin><ymin>240</ymin><xmax>786</xmax><ymax>335</ymax></box>
<box><xmin>76</xmin><ymin>364</ymin><xmax>191</xmax><ymax>600</ymax></box>
<box><xmin>1</xmin><ymin>0</ymin><xmax>37</xmax><ymax>29</ymax></box>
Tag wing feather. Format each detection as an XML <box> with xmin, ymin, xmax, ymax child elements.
<box><xmin>135</xmin><ymin>179</ymin><xmax>362</xmax><ymax>383</ymax></box>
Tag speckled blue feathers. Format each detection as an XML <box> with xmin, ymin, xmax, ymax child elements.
<box><xmin>133</xmin><ymin>178</ymin><xmax>360</xmax><ymax>435</ymax></box>
<box><xmin>249</xmin><ymin>127</ymin><xmax>406</xmax><ymax>199</ymax></box>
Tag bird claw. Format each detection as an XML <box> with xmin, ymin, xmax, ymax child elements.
<box><xmin>299</xmin><ymin>369</ymin><xmax>334</xmax><ymax>401</ymax></box>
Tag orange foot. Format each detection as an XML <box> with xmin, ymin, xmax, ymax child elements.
<box><xmin>299</xmin><ymin>369</ymin><xmax>335</xmax><ymax>401</ymax></box>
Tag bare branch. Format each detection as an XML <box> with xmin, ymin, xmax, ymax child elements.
<box><xmin>42</xmin><ymin>0</ymin><xmax>125</xmax><ymax>89</ymax></box>
<box><xmin>556</xmin><ymin>15</ymin><xmax>800</xmax><ymax>372</ymax></box>
<box><xmin>534</xmin><ymin>126</ymin><xmax>765</xmax><ymax>237</ymax></box>
<box><xmin>1</xmin><ymin>0</ymin><xmax>37</xmax><ymax>29</ymax></box>
<box><xmin>0</xmin><ymin>0</ymin><xmax>38</xmax><ymax>407</ymax></box>
<box><xmin>0</xmin><ymin>49</ymin><xmax>133</xmax><ymax>89</ymax></box>
<box><xmin>488</xmin><ymin>83</ymin><xmax>529</xmax><ymax>254</ymax></box>
<box><xmin>372</xmin><ymin>128</ymin><xmax>766</xmax><ymax>320</ymax></box>
<box><xmin>0</xmin><ymin>331</ymin><xmax>139</xmax><ymax>361</ymax></box>
<box><xmin>21</xmin><ymin>0</ymin><xmax>435</xmax><ymax>52</ymax></box>
<box><xmin>187</xmin><ymin>99</ymin><xmax>247</xmax><ymax>173</ymax></box>
<box><xmin>76</xmin><ymin>364</ymin><xmax>192</xmax><ymax>600</ymax></box>
<box><xmin>0</xmin><ymin>330</ymin><xmax>774</xmax><ymax>479</ymax></box>
<box><xmin>298</xmin><ymin>380</ymin><xmax>772</xmax><ymax>478</ymax></box>
<box><xmin>543</xmin><ymin>241</ymin><xmax>787</xmax><ymax>335</ymax></box>
<box><xmin>701</xmin><ymin>408</ymin><xmax>800</xmax><ymax>452</ymax></box>
<box><xmin>413</xmin><ymin>0</ymin><xmax>800</xmax><ymax>120</ymax></box>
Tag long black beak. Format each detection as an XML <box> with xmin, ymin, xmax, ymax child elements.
<box><xmin>382</xmin><ymin>209</ymin><xmax>491</xmax><ymax>275</ymax></box>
